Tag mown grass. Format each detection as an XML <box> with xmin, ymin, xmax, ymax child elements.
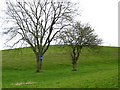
<box><xmin>2</xmin><ymin>46</ymin><xmax>118</xmax><ymax>88</ymax></box>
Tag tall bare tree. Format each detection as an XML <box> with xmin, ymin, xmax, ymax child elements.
<box><xmin>4</xmin><ymin>0</ymin><xmax>76</xmax><ymax>72</ymax></box>
<box><xmin>57</xmin><ymin>22</ymin><xmax>102</xmax><ymax>71</ymax></box>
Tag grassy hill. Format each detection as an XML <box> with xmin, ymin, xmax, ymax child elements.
<box><xmin>2</xmin><ymin>46</ymin><xmax>118</xmax><ymax>88</ymax></box>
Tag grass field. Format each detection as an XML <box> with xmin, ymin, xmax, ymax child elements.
<box><xmin>2</xmin><ymin>46</ymin><xmax>118</xmax><ymax>88</ymax></box>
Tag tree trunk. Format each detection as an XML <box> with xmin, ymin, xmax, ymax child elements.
<box><xmin>72</xmin><ymin>60</ymin><xmax>77</xmax><ymax>71</ymax></box>
<box><xmin>36</xmin><ymin>55</ymin><xmax>42</xmax><ymax>72</ymax></box>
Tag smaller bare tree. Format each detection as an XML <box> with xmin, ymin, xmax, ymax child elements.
<box><xmin>57</xmin><ymin>22</ymin><xmax>102</xmax><ymax>71</ymax></box>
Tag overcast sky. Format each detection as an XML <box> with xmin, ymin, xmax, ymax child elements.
<box><xmin>0</xmin><ymin>0</ymin><xmax>119</xmax><ymax>50</ymax></box>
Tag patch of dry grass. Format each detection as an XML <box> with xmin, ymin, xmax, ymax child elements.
<box><xmin>12</xmin><ymin>81</ymin><xmax>36</xmax><ymax>86</ymax></box>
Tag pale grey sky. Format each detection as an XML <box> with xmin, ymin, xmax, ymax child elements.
<box><xmin>0</xmin><ymin>0</ymin><xmax>119</xmax><ymax>50</ymax></box>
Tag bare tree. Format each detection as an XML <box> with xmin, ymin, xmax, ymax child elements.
<box><xmin>57</xmin><ymin>22</ymin><xmax>102</xmax><ymax>71</ymax></box>
<box><xmin>4</xmin><ymin>0</ymin><xmax>76</xmax><ymax>72</ymax></box>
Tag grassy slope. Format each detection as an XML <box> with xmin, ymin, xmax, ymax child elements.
<box><xmin>2</xmin><ymin>46</ymin><xmax>118</xmax><ymax>88</ymax></box>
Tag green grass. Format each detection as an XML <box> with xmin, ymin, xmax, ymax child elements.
<box><xmin>2</xmin><ymin>46</ymin><xmax>118</xmax><ymax>88</ymax></box>
<box><xmin>0</xmin><ymin>50</ymin><xmax>2</xmax><ymax>89</ymax></box>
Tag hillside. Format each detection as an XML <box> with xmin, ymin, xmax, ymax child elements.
<box><xmin>2</xmin><ymin>46</ymin><xmax>118</xmax><ymax>88</ymax></box>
